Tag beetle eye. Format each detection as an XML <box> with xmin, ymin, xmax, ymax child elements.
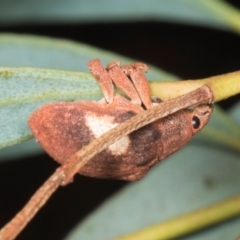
<box><xmin>192</xmin><ymin>116</ymin><xmax>201</xmax><ymax>129</ymax></box>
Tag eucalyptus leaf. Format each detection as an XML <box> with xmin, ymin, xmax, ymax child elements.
<box><xmin>0</xmin><ymin>0</ymin><xmax>238</xmax><ymax>32</ymax></box>
<box><xmin>0</xmin><ymin>34</ymin><xmax>175</xmax><ymax>79</ymax></box>
<box><xmin>0</xmin><ymin>67</ymin><xmax>101</xmax><ymax>149</ymax></box>
<box><xmin>0</xmin><ymin>34</ymin><xmax>240</xmax><ymax>161</ymax></box>
<box><xmin>65</xmin><ymin>144</ymin><xmax>240</xmax><ymax>240</ymax></box>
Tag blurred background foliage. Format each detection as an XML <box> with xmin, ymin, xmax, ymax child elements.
<box><xmin>0</xmin><ymin>0</ymin><xmax>240</xmax><ymax>239</ymax></box>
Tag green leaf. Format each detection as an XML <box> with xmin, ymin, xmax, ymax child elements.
<box><xmin>0</xmin><ymin>34</ymin><xmax>240</xmax><ymax>161</ymax></box>
<box><xmin>0</xmin><ymin>67</ymin><xmax>101</xmax><ymax>149</ymax></box>
<box><xmin>0</xmin><ymin>34</ymin><xmax>175</xmax><ymax>78</ymax></box>
<box><xmin>65</xmin><ymin>142</ymin><xmax>240</xmax><ymax>240</ymax></box>
<box><xmin>1</xmin><ymin>0</ymin><xmax>240</xmax><ymax>33</ymax></box>
<box><xmin>0</xmin><ymin>34</ymin><xmax>174</xmax><ymax>159</ymax></box>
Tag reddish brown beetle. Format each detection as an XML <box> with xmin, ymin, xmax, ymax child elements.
<box><xmin>28</xmin><ymin>59</ymin><xmax>212</xmax><ymax>181</ymax></box>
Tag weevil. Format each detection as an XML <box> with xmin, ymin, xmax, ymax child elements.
<box><xmin>28</xmin><ymin>59</ymin><xmax>212</xmax><ymax>181</ymax></box>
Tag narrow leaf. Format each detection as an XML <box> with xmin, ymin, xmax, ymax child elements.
<box><xmin>0</xmin><ymin>0</ymin><xmax>239</xmax><ymax>33</ymax></box>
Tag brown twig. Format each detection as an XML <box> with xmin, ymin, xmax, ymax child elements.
<box><xmin>0</xmin><ymin>85</ymin><xmax>213</xmax><ymax>240</ymax></box>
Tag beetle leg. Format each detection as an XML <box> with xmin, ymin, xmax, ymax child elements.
<box><xmin>88</xmin><ymin>59</ymin><xmax>114</xmax><ymax>104</ymax></box>
<box><xmin>106</xmin><ymin>61</ymin><xmax>142</xmax><ymax>106</ymax></box>
<box><xmin>122</xmin><ymin>63</ymin><xmax>152</xmax><ymax>109</ymax></box>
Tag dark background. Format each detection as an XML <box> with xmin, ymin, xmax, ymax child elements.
<box><xmin>0</xmin><ymin>1</ymin><xmax>240</xmax><ymax>239</ymax></box>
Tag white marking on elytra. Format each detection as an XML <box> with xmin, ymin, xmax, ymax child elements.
<box><xmin>84</xmin><ymin>113</ymin><xmax>130</xmax><ymax>155</ymax></box>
